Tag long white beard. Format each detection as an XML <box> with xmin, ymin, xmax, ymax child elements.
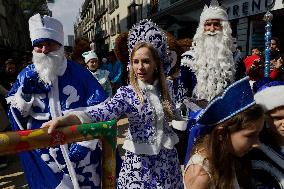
<box><xmin>192</xmin><ymin>31</ymin><xmax>236</xmax><ymax>101</ymax></box>
<box><xmin>33</xmin><ymin>47</ymin><xmax>65</xmax><ymax>85</ymax></box>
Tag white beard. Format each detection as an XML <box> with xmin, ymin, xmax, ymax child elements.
<box><xmin>192</xmin><ymin>30</ymin><xmax>236</xmax><ymax>101</ymax></box>
<box><xmin>32</xmin><ymin>47</ymin><xmax>66</xmax><ymax>85</ymax></box>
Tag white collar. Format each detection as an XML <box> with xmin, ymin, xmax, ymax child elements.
<box><xmin>137</xmin><ymin>79</ymin><xmax>158</xmax><ymax>92</ymax></box>
<box><xmin>58</xmin><ymin>57</ymin><xmax>67</xmax><ymax>76</ymax></box>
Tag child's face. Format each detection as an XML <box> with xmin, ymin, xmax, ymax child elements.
<box><xmin>267</xmin><ymin>106</ymin><xmax>284</xmax><ymax>139</ymax></box>
<box><xmin>230</xmin><ymin>117</ymin><xmax>264</xmax><ymax>157</ymax></box>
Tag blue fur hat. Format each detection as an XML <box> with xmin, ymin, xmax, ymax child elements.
<box><xmin>196</xmin><ymin>76</ymin><xmax>255</xmax><ymax>126</ymax></box>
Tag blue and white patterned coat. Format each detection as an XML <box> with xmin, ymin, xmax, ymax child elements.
<box><xmin>76</xmin><ymin>79</ymin><xmax>186</xmax><ymax>188</ymax></box>
<box><xmin>6</xmin><ymin>60</ymin><xmax>107</xmax><ymax>189</ymax></box>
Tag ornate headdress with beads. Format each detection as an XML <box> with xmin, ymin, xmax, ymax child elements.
<box><xmin>128</xmin><ymin>19</ymin><xmax>169</xmax><ymax>71</ymax></box>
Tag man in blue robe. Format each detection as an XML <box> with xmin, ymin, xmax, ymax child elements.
<box><xmin>6</xmin><ymin>14</ymin><xmax>107</xmax><ymax>189</ymax></box>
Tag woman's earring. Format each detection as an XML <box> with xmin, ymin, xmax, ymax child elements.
<box><xmin>218</xmin><ymin>135</ymin><xmax>223</xmax><ymax>141</ymax></box>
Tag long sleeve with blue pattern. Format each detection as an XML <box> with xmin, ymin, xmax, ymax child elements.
<box><xmin>85</xmin><ymin>86</ymin><xmax>130</xmax><ymax>123</ymax></box>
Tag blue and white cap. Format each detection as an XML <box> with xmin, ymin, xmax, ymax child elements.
<box><xmin>29</xmin><ymin>14</ymin><xmax>64</xmax><ymax>46</ymax></box>
<box><xmin>82</xmin><ymin>51</ymin><xmax>98</xmax><ymax>63</ymax></box>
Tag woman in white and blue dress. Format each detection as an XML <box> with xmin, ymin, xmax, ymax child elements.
<box><xmin>43</xmin><ymin>20</ymin><xmax>187</xmax><ymax>188</ymax></box>
<box><xmin>82</xmin><ymin>50</ymin><xmax>113</xmax><ymax>97</ymax></box>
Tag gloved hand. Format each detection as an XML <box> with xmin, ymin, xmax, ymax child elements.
<box><xmin>22</xmin><ymin>70</ymin><xmax>51</xmax><ymax>94</ymax></box>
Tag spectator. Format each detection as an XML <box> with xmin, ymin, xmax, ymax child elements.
<box><xmin>71</xmin><ymin>37</ymin><xmax>91</xmax><ymax>66</ymax></box>
<box><xmin>83</xmin><ymin>50</ymin><xmax>112</xmax><ymax>97</ymax></box>
<box><xmin>102</xmin><ymin>51</ymin><xmax>123</xmax><ymax>93</ymax></box>
<box><xmin>0</xmin><ymin>59</ymin><xmax>18</xmax><ymax>91</ymax></box>
<box><xmin>251</xmin><ymin>47</ymin><xmax>261</xmax><ymax>56</ymax></box>
<box><xmin>271</xmin><ymin>37</ymin><xmax>281</xmax><ymax>60</ymax></box>
<box><xmin>251</xmin><ymin>81</ymin><xmax>284</xmax><ymax>188</ymax></box>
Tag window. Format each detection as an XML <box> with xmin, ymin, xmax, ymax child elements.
<box><xmin>117</xmin><ymin>14</ymin><xmax>120</xmax><ymax>33</ymax></box>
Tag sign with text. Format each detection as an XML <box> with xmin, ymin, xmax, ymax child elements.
<box><xmin>223</xmin><ymin>0</ymin><xmax>283</xmax><ymax>20</ymax></box>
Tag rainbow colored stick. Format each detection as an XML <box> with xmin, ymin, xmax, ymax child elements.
<box><xmin>0</xmin><ymin>120</ymin><xmax>117</xmax><ymax>189</ymax></box>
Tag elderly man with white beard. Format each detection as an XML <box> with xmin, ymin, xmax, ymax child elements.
<box><xmin>177</xmin><ymin>0</ymin><xmax>236</xmax><ymax>106</ymax></box>
<box><xmin>6</xmin><ymin>14</ymin><xmax>107</xmax><ymax>189</ymax></box>
<box><xmin>176</xmin><ymin>0</ymin><xmax>242</xmax><ymax>166</ymax></box>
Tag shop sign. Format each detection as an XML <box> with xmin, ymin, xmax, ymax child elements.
<box><xmin>224</xmin><ymin>0</ymin><xmax>279</xmax><ymax>19</ymax></box>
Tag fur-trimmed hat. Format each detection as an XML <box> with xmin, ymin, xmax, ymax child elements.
<box><xmin>254</xmin><ymin>81</ymin><xmax>284</xmax><ymax>112</ymax></box>
<box><xmin>29</xmin><ymin>14</ymin><xmax>64</xmax><ymax>46</ymax></box>
<box><xmin>200</xmin><ymin>0</ymin><xmax>228</xmax><ymax>24</ymax></box>
<box><xmin>82</xmin><ymin>51</ymin><xmax>98</xmax><ymax>63</ymax></box>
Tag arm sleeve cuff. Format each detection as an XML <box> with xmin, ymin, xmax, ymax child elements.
<box><xmin>171</xmin><ymin>120</ymin><xmax>188</xmax><ymax>131</ymax></box>
<box><xmin>6</xmin><ymin>86</ymin><xmax>34</xmax><ymax>117</ymax></box>
<box><xmin>71</xmin><ymin>111</ymin><xmax>91</xmax><ymax>124</ymax></box>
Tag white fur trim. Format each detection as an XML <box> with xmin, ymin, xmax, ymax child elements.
<box><xmin>29</xmin><ymin>14</ymin><xmax>64</xmax><ymax>45</ymax></box>
<box><xmin>122</xmin><ymin>132</ymin><xmax>179</xmax><ymax>155</ymax></box>
<box><xmin>254</xmin><ymin>86</ymin><xmax>284</xmax><ymax>111</ymax></box>
<box><xmin>200</xmin><ymin>4</ymin><xmax>228</xmax><ymax>24</ymax></box>
<box><xmin>122</xmin><ymin>79</ymin><xmax>180</xmax><ymax>155</ymax></box>
<box><xmin>58</xmin><ymin>58</ymin><xmax>67</xmax><ymax>76</ymax></box>
<box><xmin>172</xmin><ymin>120</ymin><xmax>187</xmax><ymax>131</ymax></box>
<box><xmin>181</xmin><ymin>50</ymin><xmax>195</xmax><ymax>68</ymax></box>
<box><xmin>6</xmin><ymin>87</ymin><xmax>34</xmax><ymax>117</ymax></box>
<box><xmin>48</xmin><ymin>78</ymin><xmax>79</xmax><ymax>188</ymax></box>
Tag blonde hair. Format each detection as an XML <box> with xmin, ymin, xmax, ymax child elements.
<box><xmin>129</xmin><ymin>42</ymin><xmax>174</xmax><ymax>120</ymax></box>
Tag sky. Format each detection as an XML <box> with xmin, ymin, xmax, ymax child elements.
<box><xmin>48</xmin><ymin>0</ymin><xmax>84</xmax><ymax>45</ymax></box>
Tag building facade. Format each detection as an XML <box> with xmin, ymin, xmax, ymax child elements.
<box><xmin>151</xmin><ymin>0</ymin><xmax>284</xmax><ymax>56</ymax></box>
<box><xmin>75</xmin><ymin>0</ymin><xmax>156</xmax><ymax>56</ymax></box>
<box><xmin>0</xmin><ymin>0</ymin><xmax>31</xmax><ymax>63</ymax></box>
<box><xmin>75</xmin><ymin>0</ymin><xmax>284</xmax><ymax>57</ymax></box>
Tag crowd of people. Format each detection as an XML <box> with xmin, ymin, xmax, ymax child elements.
<box><xmin>0</xmin><ymin>0</ymin><xmax>283</xmax><ymax>188</ymax></box>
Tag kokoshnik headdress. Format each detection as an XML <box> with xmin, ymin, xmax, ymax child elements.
<box><xmin>184</xmin><ymin>77</ymin><xmax>255</xmax><ymax>165</ymax></box>
<box><xmin>128</xmin><ymin>19</ymin><xmax>170</xmax><ymax>72</ymax></box>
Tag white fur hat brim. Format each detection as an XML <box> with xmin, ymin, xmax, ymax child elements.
<box><xmin>254</xmin><ymin>85</ymin><xmax>284</xmax><ymax>111</ymax></box>
<box><xmin>200</xmin><ymin>5</ymin><xmax>228</xmax><ymax>24</ymax></box>
<box><xmin>29</xmin><ymin>14</ymin><xmax>64</xmax><ymax>46</ymax></box>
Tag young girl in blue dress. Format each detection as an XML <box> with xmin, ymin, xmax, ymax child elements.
<box><xmin>43</xmin><ymin>20</ymin><xmax>187</xmax><ymax>189</ymax></box>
